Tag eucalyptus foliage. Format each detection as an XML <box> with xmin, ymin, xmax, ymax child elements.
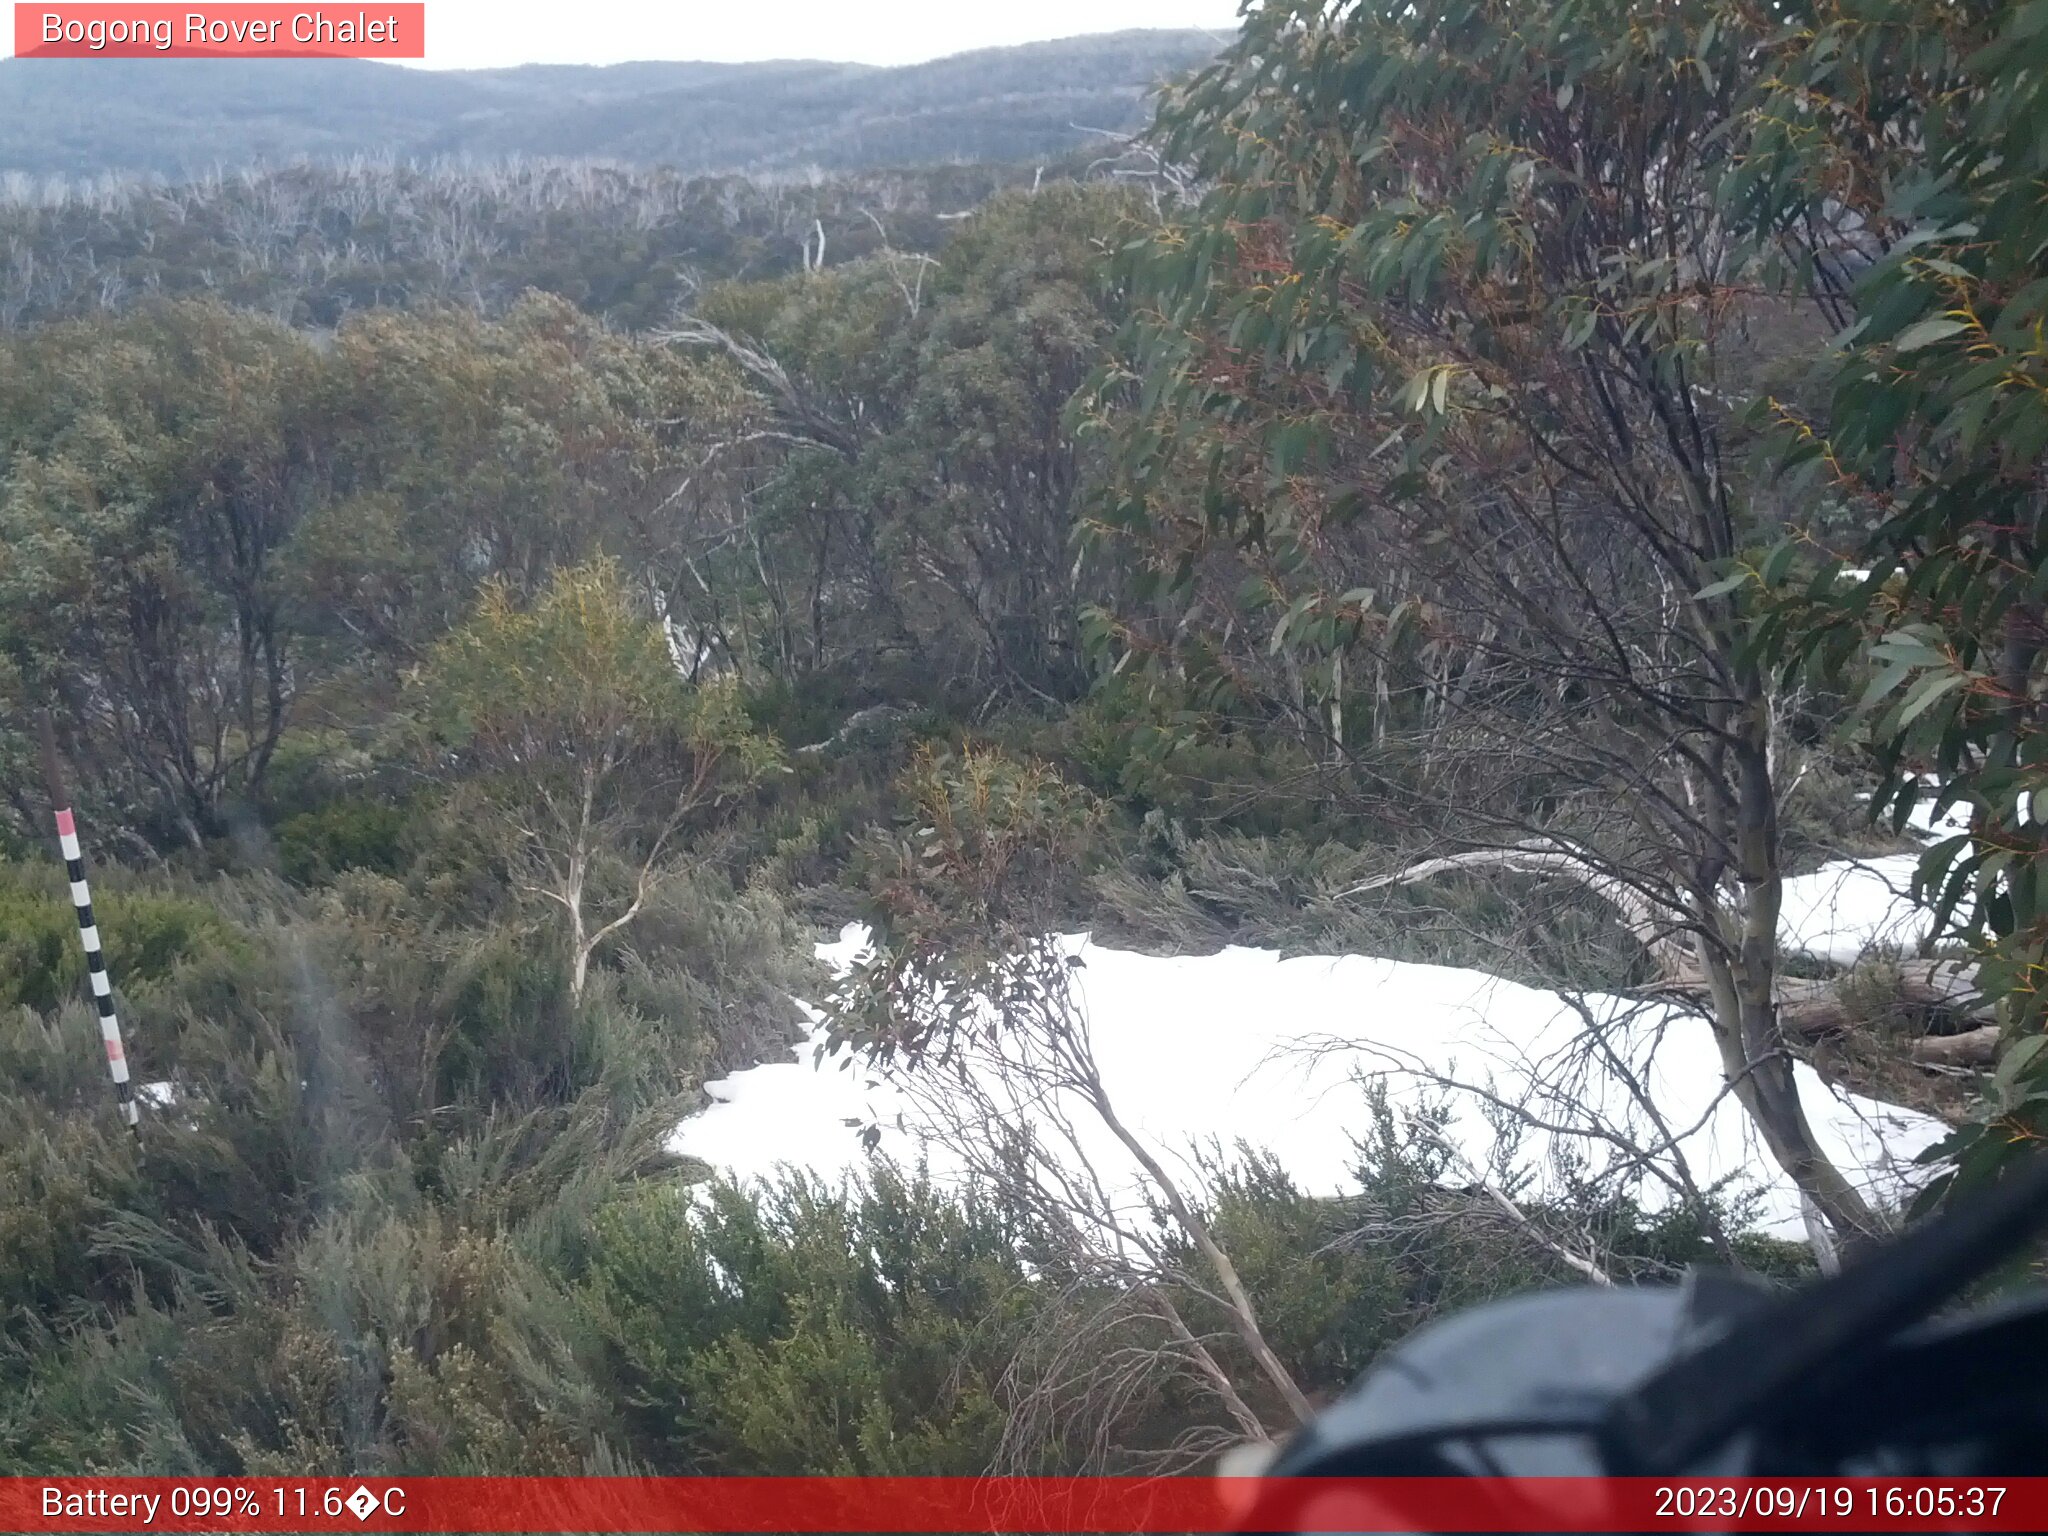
<box><xmin>1731</xmin><ymin>0</ymin><xmax>2048</xmax><ymax>1194</ymax></box>
<box><xmin>1073</xmin><ymin>0</ymin><xmax>1901</xmax><ymax>1243</ymax></box>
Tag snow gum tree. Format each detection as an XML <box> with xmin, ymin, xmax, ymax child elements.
<box><xmin>0</xmin><ymin>302</ymin><xmax>322</xmax><ymax>846</ymax></box>
<box><xmin>1077</xmin><ymin>0</ymin><xmax>1895</xmax><ymax>1250</ymax></box>
<box><xmin>419</xmin><ymin>558</ymin><xmax>780</xmax><ymax>1000</ymax></box>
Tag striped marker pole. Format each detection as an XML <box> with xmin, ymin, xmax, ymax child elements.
<box><xmin>37</xmin><ymin>712</ymin><xmax>140</xmax><ymax>1131</ymax></box>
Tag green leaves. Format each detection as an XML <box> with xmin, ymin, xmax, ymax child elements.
<box><xmin>1893</xmin><ymin>670</ymin><xmax>1970</xmax><ymax>728</ymax></box>
<box><xmin>1993</xmin><ymin>1034</ymin><xmax>2048</xmax><ymax>1103</ymax></box>
<box><xmin>1891</xmin><ymin>317</ymin><xmax>1969</xmax><ymax>352</ymax></box>
<box><xmin>1858</xmin><ymin>630</ymin><xmax>1944</xmax><ymax>708</ymax></box>
<box><xmin>422</xmin><ymin>560</ymin><xmax>687</xmax><ymax>761</ymax></box>
<box><xmin>1747</xmin><ymin>0</ymin><xmax>2048</xmax><ymax>1190</ymax></box>
<box><xmin>1270</xmin><ymin>593</ymin><xmax>1320</xmax><ymax>655</ymax></box>
<box><xmin>1694</xmin><ymin>571</ymin><xmax>1750</xmax><ymax>602</ymax></box>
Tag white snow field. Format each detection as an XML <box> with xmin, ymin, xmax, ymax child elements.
<box><xmin>1779</xmin><ymin>855</ymin><xmax>1929</xmax><ymax>965</ymax></box>
<box><xmin>1778</xmin><ymin>789</ymin><xmax>1976</xmax><ymax>963</ymax></box>
<box><xmin>670</xmin><ymin>845</ymin><xmax>1954</xmax><ymax>1241</ymax></box>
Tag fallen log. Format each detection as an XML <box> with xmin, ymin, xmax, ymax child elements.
<box><xmin>1910</xmin><ymin>1025</ymin><xmax>2001</xmax><ymax>1069</ymax></box>
<box><xmin>1344</xmin><ymin>846</ymin><xmax>1996</xmax><ymax>1073</ymax></box>
<box><xmin>1775</xmin><ymin>958</ymin><xmax>1991</xmax><ymax>1042</ymax></box>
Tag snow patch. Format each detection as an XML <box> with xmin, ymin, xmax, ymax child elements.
<box><xmin>1773</xmin><ymin>781</ymin><xmax>1976</xmax><ymax>964</ymax></box>
<box><xmin>672</xmin><ymin>904</ymin><xmax>1946</xmax><ymax>1241</ymax></box>
<box><xmin>1778</xmin><ymin>856</ymin><xmax>1929</xmax><ymax>965</ymax></box>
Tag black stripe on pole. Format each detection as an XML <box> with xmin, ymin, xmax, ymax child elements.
<box><xmin>37</xmin><ymin>712</ymin><xmax>141</xmax><ymax>1132</ymax></box>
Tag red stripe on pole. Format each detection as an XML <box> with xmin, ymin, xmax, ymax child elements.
<box><xmin>2</xmin><ymin>1477</ymin><xmax>2043</xmax><ymax>1533</ymax></box>
<box><xmin>53</xmin><ymin>808</ymin><xmax>75</xmax><ymax>837</ymax></box>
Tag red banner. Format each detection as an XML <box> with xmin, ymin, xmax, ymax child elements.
<box><xmin>13</xmin><ymin>5</ymin><xmax>425</xmax><ymax>59</ymax></box>
<box><xmin>1</xmin><ymin>1477</ymin><xmax>2042</xmax><ymax>1533</ymax></box>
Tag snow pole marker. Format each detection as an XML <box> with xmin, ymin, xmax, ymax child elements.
<box><xmin>37</xmin><ymin>711</ymin><xmax>140</xmax><ymax>1132</ymax></box>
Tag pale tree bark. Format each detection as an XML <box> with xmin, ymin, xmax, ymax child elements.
<box><xmin>515</xmin><ymin>747</ymin><xmax>711</xmax><ymax>1002</ymax></box>
<box><xmin>1411</xmin><ymin>1124</ymin><xmax>1617</xmax><ymax>1287</ymax></box>
<box><xmin>1339</xmin><ymin>736</ymin><xmax>1987</xmax><ymax>1252</ymax></box>
<box><xmin>1696</xmin><ymin>720</ymin><xmax>1880</xmax><ymax>1244</ymax></box>
<box><xmin>1086</xmin><ymin>1080</ymin><xmax>1317</xmax><ymax>1425</ymax></box>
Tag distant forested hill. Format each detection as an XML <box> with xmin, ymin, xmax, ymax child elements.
<box><xmin>0</xmin><ymin>30</ymin><xmax>1220</xmax><ymax>179</ymax></box>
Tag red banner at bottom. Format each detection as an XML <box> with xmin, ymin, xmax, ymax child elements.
<box><xmin>5</xmin><ymin>1476</ymin><xmax>2041</xmax><ymax>1532</ymax></box>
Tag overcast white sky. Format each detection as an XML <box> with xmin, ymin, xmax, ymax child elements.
<box><xmin>396</xmin><ymin>0</ymin><xmax>1245</xmax><ymax>70</ymax></box>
